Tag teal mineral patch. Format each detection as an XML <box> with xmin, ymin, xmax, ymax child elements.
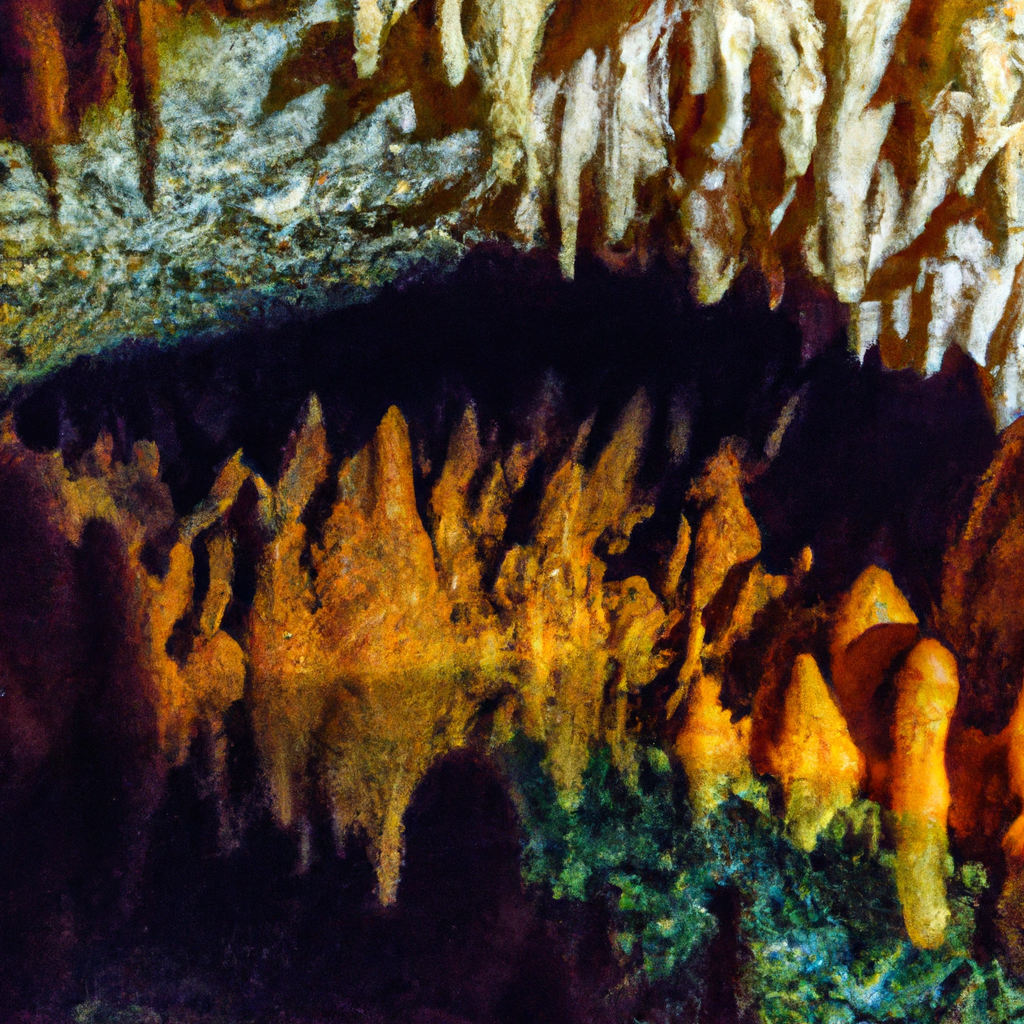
<box><xmin>500</xmin><ymin>738</ymin><xmax>1024</xmax><ymax>1024</ymax></box>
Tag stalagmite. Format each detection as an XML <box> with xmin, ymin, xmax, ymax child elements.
<box><xmin>996</xmin><ymin>680</ymin><xmax>1024</xmax><ymax>972</ymax></box>
<box><xmin>247</xmin><ymin>396</ymin><xmax>331</xmax><ymax>834</ymax></box>
<box><xmin>312</xmin><ymin>406</ymin><xmax>482</xmax><ymax>903</ymax></box>
<box><xmin>1</xmin><ymin>389</ymin><xmax>1018</xmax><ymax>927</ymax></box>
<box><xmin>1002</xmin><ymin>684</ymin><xmax>1024</xmax><ymax>865</ymax></box>
<box><xmin>495</xmin><ymin>390</ymin><xmax>662</xmax><ymax>802</ymax></box>
<box><xmin>829</xmin><ymin>565</ymin><xmax>919</xmax><ymax>786</ymax></box>
<box><xmin>765</xmin><ymin>653</ymin><xmax>865</xmax><ymax>851</ymax></box>
<box><xmin>668</xmin><ymin>440</ymin><xmax>762</xmax><ymax>716</ymax></box>
<box><xmin>675</xmin><ymin>672</ymin><xmax>752</xmax><ymax>819</ymax></box>
<box><xmin>889</xmin><ymin>639</ymin><xmax>959</xmax><ymax>949</ymax></box>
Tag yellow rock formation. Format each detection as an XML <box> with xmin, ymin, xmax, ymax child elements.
<box><xmin>0</xmin><ymin>395</ymin><xmax>999</xmax><ymax>936</ymax></box>
<box><xmin>674</xmin><ymin>672</ymin><xmax>752</xmax><ymax>820</ymax></box>
<box><xmin>495</xmin><ymin>390</ymin><xmax>668</xmax><ymax>801</ymax></box>
<box><xmin>829</xmin><ymin>565</ymin><xmax>919</xmax><ymax>794</ymax></box>
<box><xmin>668</xmin><ymin>439</ymin><xmax>764</xmax><ymax>717</ymax></box>
<box><xmin>765</xmin><ymin>653</ymin><xmax>865</xmax><ymax>851</ymax></box>
<box><xmin>0</xmin><ymin>414</ymin><xmax>247</xmax><ymax>844</ymax></box>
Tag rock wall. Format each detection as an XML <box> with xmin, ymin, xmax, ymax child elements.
<box><xmin>4</xmin><ymin>0</ymin><xmax>1024</xmax><ymax>424</ymax></box>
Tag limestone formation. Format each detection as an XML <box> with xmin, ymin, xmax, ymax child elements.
<box><xmin>764</xmin><ymin>653</ymin><xmax>865</xmax><ymax>851</ymax></box>
<box><xmin>5</xmin><ymin>0</ymin><xmax>1024</xmax><ymax>423</ymax></box>
<box><xmin>889</xmin><ymin>638</ymin><xmax>959</xmax><ymax>949</ymax></box>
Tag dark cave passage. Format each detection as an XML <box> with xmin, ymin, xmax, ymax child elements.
<box><xmin>58</xmin><ymin>744</ymin><xmax>618</xmax><ymax>1023</ymax></box>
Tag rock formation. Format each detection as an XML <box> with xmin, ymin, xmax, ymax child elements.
<box><xmin>5</xmin><ymin>0</ymin><xmax>1024</xmax><ymax>424</ymax></box>
<box><xmin>2</xmin><ymin>384</ymin><xmax>1018</xmax><ymax>959</ymax></box>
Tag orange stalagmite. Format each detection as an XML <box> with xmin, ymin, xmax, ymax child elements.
<box><xmin>604</xmin><ymin>574</ymin><xmax>670</xmax><ymax>782</ymax></box>
<box><xmin>889</xmin><ymin>639</ymin><xmax>960</xmax><ymax>950</ymax></box>
<box><xmin>702</xmin><ymin>562</ymin><xmax>789</xmax><ymax>664</ymax></box>
<box><xmin>180</xmin><ymin>529</ymin><xmax>247</xmax><ymax>846</ymax></box>
<box><xmin>829</xmin><ymin>566</ymin><xmax>919</xmax><ymax>795</ymax></box>
<box><xmin>662</xmin><ymin>512</ymin><xmax>692</xmax><ymax>604</ymax></box>
<box><xmin>1</xmin><ymin>391</ymin><xmax>998</xmax><ymax>917</ymax></box>
<box><xmin>247</xmin><ymin>396</ymin><xmax>331</xmax><ymax>835</ymax></box>
<box><xmin>765</xmin><ymin>653</ymin><xmax>865</xmax><ymax>851</ymax></box>
<box><xmin>313</xmin><ymin>406</ymin><xmax>488</xmax><ymax>904</ymax></box>
<box><xmin>674</xmin><ymin>672</ymin><xmax>752</xmax><ymax>819</ymax></box>
<box><xmin>494</xmin><ymin>391</ymin><xmax>664</xmax><ymax>803</ymax></box>
<box><xmin>232</xmin><ymin>391</ymin><xmax>672</xmax><ymax>898</ymax></box>
<box><xmin>831</xmin><ymin>566</ymin><xmax>920</xmax><ymax>722</ymax></box>
<box><xmin>668</xmin><ymin>439</ymin><xmax>763</xmax><ymax>717</ymax></box>
<box><xmin>0</xmin><ymin>414</ymin><xmax>250</xmax><ymax>819</ymax></box>
<box><xmin>942</xmin><ymin>415</ymin><xmax>1024</xmax><ymax>729</ymax></box>
<box><xmin>429</xmin><ymin>405</ymin><xmax>509</xmax><ymax>617</ymax></box>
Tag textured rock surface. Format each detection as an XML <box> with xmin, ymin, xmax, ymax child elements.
<box><xmin>6</xmin><ymin>0</ymin><xmax>1024</xmax><ymax>422</ymax></box>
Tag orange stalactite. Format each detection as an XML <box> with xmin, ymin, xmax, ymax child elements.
<box><xmin>0</xmin><ymin>0</ymin><xmax>166</xmax><ymax>205</ymax></box>
<box><xmin>9</xmin><ymin>0</ymin><xmax>72</xmax><ymax>148</ymax></box>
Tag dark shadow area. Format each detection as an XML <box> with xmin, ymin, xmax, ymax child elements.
<box><xmin>9</xmin><ymin>245</ymin><xmax>998</xmax><ymax>609</ymax></box>
<box><xmin>64</xmin><ymin>747</ymin><xmax>623</xmax><ymax>1023</ymax></box>
<box><xmin>749</xmin><ymin>342</ymin><xmax>997</xmax><ymax>615</ymax></box>
<box><xmin>11</xmin><ymin>247</ymin><xmax>803</xmax><ymax>515</ymax></box>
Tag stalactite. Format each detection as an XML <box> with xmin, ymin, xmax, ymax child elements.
<box><xmin>8</xmin><ymin>0</ymin><xmax>1024</xmax><ymax>421</ymax></box>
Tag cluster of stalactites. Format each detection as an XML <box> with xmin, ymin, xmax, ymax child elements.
<box><xmin>352</xmin><ymin>0</ymin><xmax>1024</xmax><ymax>423</ymax></box>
